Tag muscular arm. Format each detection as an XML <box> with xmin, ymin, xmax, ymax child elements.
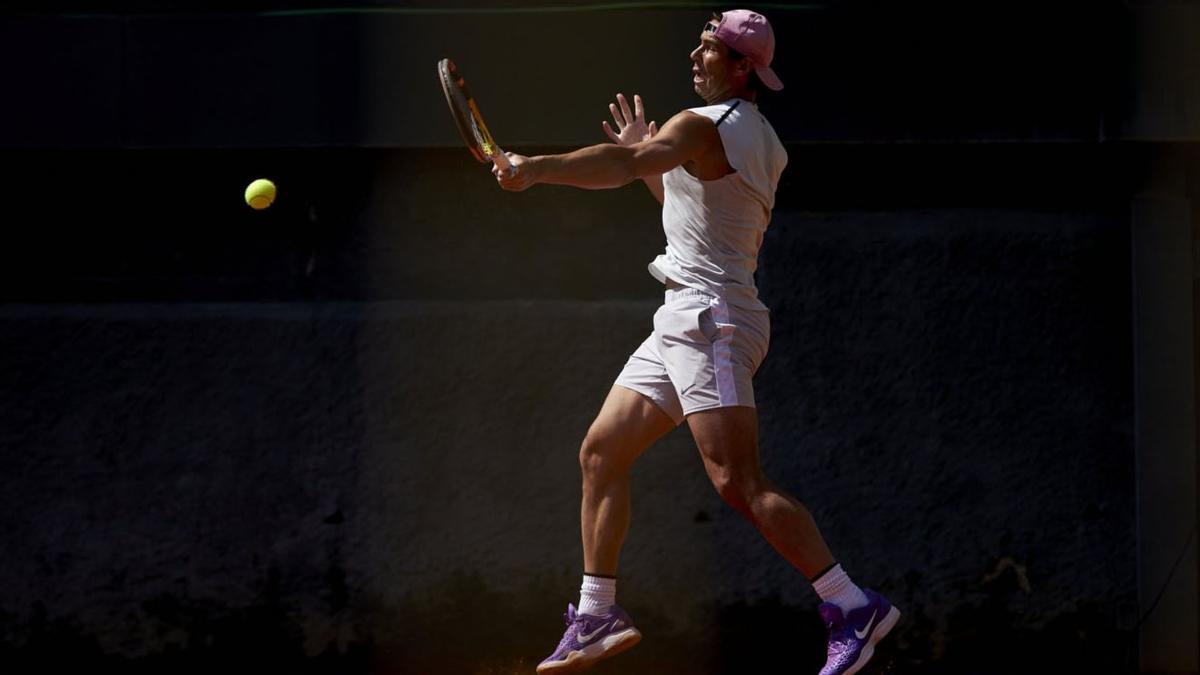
<box><xmin>602</xmin><ymin>93</ymin><xmax>665</xmax><ymax>205</ymax></box>
<box><xmin>495</xmin><ymin>112</ymin><xmax>716</xmax><ymax>193</ymax></box>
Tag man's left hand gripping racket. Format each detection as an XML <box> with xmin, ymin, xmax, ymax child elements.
<box><xmin>437</xmin><ymin>58</ymin><xmax>512</xmax><ymax>174</ymax></box>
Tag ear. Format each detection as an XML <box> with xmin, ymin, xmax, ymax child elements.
<box><xmin>734</xmin><ymin>57</ymin><xmax>754</xmax><ymax>79</ymax></box>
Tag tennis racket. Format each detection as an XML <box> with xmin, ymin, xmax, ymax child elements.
<box><xmin>437</xmin><ymin>58</ymin><xmax>512</xmax><ymax>174</ymax></box>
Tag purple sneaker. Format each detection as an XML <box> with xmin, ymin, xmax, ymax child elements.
<box><xmin>818</xmin><ymin>589</ymin><xmax>901</xmax><ymax>675</ymax></box>
<box><xmin>536</xmin><ymin>603</ymin><xmax>642</xmax><ymax>674</ymax></box>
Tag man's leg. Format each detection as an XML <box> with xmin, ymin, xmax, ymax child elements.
<box><xmin>686</xmin><ymin>405</ymin><xmax>900</xmax><ymax>675</ymax></box>
<box><xmin>580</xmin><ymin>384</ymin><xmax>677</xmax><ymax>576</ymax></box>
<box><xmin>686</xmin><ymin>404</ymin><xmax>835</xmax><ymax>578</ymax></box>
<box><xmin>537</xmin><ymin>384</ymin><xmax>676</xmax><ymax>675</ymax></box>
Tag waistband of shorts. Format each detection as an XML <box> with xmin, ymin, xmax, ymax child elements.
<box><xmin>664</xmin><ymin>282</ymin><xmax>718</xmax><ymax>304</ymax></box>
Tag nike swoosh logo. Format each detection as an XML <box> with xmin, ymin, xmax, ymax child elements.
<box><xmin>577</xmin><ymin>622</ymin><xmax>611</xmax><ymax>645</ymax></box>
<box><xmin>855</xmin><ymin>611</ymin><xmax>878</xmax><ymax>640</ymax></box>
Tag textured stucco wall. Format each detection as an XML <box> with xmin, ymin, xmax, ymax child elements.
<box><xmin>0</xmin><ymin>145</ymin><xmax>1136</xmax><ymax>674</ymax></box>
<box><xmin>7</xmin><ymin>2</ymin><xmax>1196</xmax><ymax>148</ymax></box>
<box><xmin>2</xmin><ymin>1</ymin><xmax>1187</xmax><ymax>670</ymax></box>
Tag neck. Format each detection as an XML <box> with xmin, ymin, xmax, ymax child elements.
<box><xmin>703</xmin><ymin>86</ymin><xmax>755</xmax><ymax>105</ymax></box>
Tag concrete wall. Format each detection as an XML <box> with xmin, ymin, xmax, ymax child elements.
<box><xmin>2</xmin><ymin>1</ymin><xmax>1195</xmax><ymax>673</ymax></box>
<box><xmin>1132</xmin><ymin>154</ymin><xmax>1200</xmax><ymax>675</ymax></box>
<box><xmin>0</xmin><ymin>143</ymin><xmax>1140</xmax><ymax>673</ymax></box>
<box><xmin>2</xmin><ymin>1</ymin><xmax>1186</xmax><ymax>149</ymax></box>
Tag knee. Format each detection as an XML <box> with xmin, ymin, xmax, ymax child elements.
<box><xmin>578</xmin><ymin>432</ymin><xmax>625</xmax><ymax>484</ymax></box>
<box><xmin>708</xmin><ymin>466</ymin><xmax>763</xmax><ymax>516</ymax></box>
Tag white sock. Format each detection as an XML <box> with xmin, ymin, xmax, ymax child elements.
<box><xmin>812</xmin><ymin>564</ymin><xmax>870</xmax><ymax>613</ymax></box>
<box><xmin>578</xmin><ymin>574</ymin><xmax>616</xmax><ymax>616</ymax></box>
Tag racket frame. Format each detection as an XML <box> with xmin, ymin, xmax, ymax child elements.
<box><xmin>437</xmin><ymin>58</ymin><xmax>512</xmax><ymax>172</ymax></box>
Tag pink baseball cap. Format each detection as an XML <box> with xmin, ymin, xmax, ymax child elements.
<box><xmin>709</xmin><ymin>9</ymin><xmax>783</xmax><ymax>91</ymax></box>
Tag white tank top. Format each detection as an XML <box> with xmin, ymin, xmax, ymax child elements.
<box><xmin>648</xmin><ymin>98</ymin><xmax>788</xmax><ymax>311</ymax></box>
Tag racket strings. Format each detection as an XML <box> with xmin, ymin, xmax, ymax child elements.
<box><xmin>467</xmin><ymin>102</ymin><xmax>497</xmax><ymax>157</ymax></box>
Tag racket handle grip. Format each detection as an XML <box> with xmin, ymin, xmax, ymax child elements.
<box><xmin>492</xmin><ymin>149</ymin><xmax>512</xmax><ymax>173</ymax></box>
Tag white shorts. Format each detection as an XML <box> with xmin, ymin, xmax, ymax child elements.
<box><xmin>614</xmin><ymin>285</ymin><xmax>770</xmax><ymax>425</ymax></box>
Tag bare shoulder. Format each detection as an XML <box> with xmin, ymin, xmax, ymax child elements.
<box><xmin>625</xmin><ymin>110</ymin><xmax>725</xmax><ymax>177</ymax></box>
<box><xmin>658</xmin><ymin>110</ymin><xmax>720</xmax><ymax>139</ymax></box>
<box><xmin>648</xmin><ymin>110</ymin><xmax>722</xmax><ymax>155</ymax></box>
<box><xmin>652</xmin><ymin>111</ymin><xmax>729</xmax><ymax>179</ymax></box>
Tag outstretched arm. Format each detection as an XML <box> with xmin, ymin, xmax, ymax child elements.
<box><xmin>602</xmin><ymin>94</ymin><xmax>664</xmax><ymax>205</ymax></box>
<box><xmin>493</xmin><ymin>110</ymin><xmax>715</xmax><ymax>193</ymax></box>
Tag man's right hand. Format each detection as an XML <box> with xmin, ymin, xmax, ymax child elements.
<box><xmin>603</xmin><ymin>93</ymin><xmax>657</xmax><ymax>146</ymax></box>
<box><xmin>493</xmin><ymin>152</ymin><xmax>534</xmax><ymax>191</ymax></box>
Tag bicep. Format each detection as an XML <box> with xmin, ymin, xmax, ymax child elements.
<box><xmin>627</xmin><ymin>112</ymin><xmax>714</xmax><ymax>178</ymax></box>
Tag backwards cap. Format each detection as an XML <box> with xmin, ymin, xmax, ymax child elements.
<box><xmin>709</xmin><ymin>9</ymin><xmax>783</xmax><ymax>91</ymax></box>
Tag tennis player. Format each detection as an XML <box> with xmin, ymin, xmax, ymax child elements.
<box><xmin>494</xmin><ymin>10</ymin><xmax>899</xmax><ymax>674</ymax></box>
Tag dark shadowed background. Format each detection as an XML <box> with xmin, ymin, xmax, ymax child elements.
<box><xmin>0</xmin><ymin>1</ymin><xmax>1197</xmax><ymax>673</ymax></box>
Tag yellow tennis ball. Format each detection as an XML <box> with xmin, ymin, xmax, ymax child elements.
<box><xmin>244</xmin><ymin>178</ymin><xmax>276</xmax><ymax>210</ymax></box>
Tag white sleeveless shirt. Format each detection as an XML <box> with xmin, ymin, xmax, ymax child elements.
<box><xmin>647</xmin><ymin>98</ymin><xmax>788</xmax><ymax>311</ymax></box>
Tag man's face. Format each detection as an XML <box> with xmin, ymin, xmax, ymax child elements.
<box><xmin>690</xmin><ymin>20</ymin><xmax>737</xmax><ymax>103</ymax></box>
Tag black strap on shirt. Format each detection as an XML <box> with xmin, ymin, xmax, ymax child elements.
<box><xmin>714</xmin><ymin>99</ymin><xmax>742</xmax><ymax>127</ymax></box>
